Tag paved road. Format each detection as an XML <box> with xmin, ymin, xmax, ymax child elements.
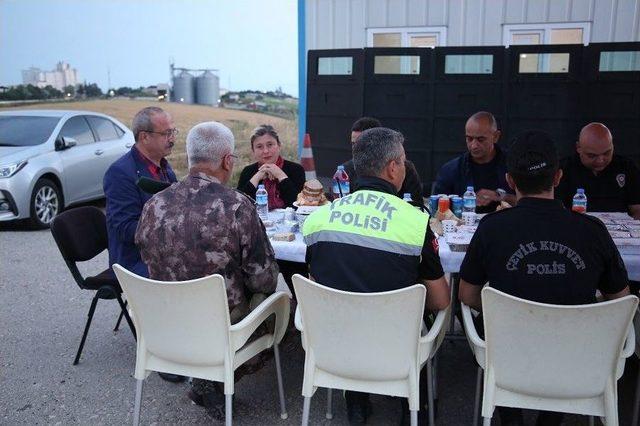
<box><xmin>1</xmin><ymin>214</ymin><xmax>637</xmax><ymax>425</ymax></box>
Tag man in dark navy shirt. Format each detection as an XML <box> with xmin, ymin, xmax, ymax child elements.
<box><xmin>103</xmin><ymin>106</ymin><xmax>181</xmax><ymax>383</ymax></box>
<box><xmin>342</xmin><ymin>117</ymin><xmax>423</xmax><ymax>203</ymax></box>
<box><xmin>459</xmin><ymin>130</ymin><xmax>629</xmax><ymax>426</ymax></box>
<box><xmin>557</xmin><ymin>122</ymin><xmax>640</xmax><ymax>219</ymax></box>
<box><xmin>433</xmin><ymin>111</ymin><xmax>515</xmax><ymax>212</ymax></box>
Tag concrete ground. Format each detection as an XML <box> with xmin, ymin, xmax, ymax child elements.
<box><xmin>1</xmin><ymin>214</ymin><xmax>638</xmax><ymax>425</ymax></box>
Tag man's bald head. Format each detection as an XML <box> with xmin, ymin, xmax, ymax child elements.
<box><xmin>577</xmin><ymin>122</ymin><xmax>614</xmax><ymax>174</ymax></box>
<box><xmin>467</xmin><ymin>111</ymin><xmax>498</xmax><ymax>131</ymax></box>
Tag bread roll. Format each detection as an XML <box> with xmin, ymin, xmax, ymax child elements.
<box><xmin>272</xmin><ymin>232</ymin><xmax>295</xmax><ymax>242</ymax></box>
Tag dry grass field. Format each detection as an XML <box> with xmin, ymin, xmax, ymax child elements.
<box><xmin>4</xmin><ymin>99</ymin><xmax>298</xmax><ymax>185</ymax></box>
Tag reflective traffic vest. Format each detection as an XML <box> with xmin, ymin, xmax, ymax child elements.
<box><xmin>302</xmin><ymin>189</ymin><xmax>429</xmax><ymax>256</ymax></box>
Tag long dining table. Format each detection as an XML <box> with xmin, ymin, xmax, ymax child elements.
<box><xmin>270</xmin><ymin>212</ymin><xmax>640</xmax><ymax>281</ymax></box>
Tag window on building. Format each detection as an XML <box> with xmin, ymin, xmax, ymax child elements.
<box><xmin>318</xmin><ymin>57</ymin><xmax>353</xmax><ymax>75</ymax></box>
<box><xmin>505</xmin><ymin>23</ymin><xmax>587</xmax><ymax>73</ymax></box>
<box><xmin>373</xmin><ymin>32</ymin><xmax>401</xmax><ymax>47</ymax></box>
<box><xmin>445</xmin><ymin>54</ymin><xmax>494</xmax><ymax>74</ymax></box>
<box><xmin>503</xmin><ymin>23</ymin><xmax>590</xmax><ymax>47</ymax></box>
<box><xmin>599</xmin><ymin>51</ymin><xmax>640</xmax><ymax>72</ymax></box>
<box><xmin>517</xmin><ymin>53</ymin><xmax>571</xmax><ymax>73</ymax></box>
<box><xmin>367</xmin><ymin>27</ymin><xmax>446</xmax><ymax>48</ymax></box>
<box><xmin>374</xmin><ymin>55</ymin><xmax>420</xmax><ymax>75</ymax></box>
<box><xmin>367</xmin><ymin>27</ymin><xmax>443</xmax><ymax>75</ymax></box>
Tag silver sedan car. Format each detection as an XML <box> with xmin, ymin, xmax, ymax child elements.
<box><xmin>0</xmin><ymin>110</ymin><xmax>134</xmax><ymax>228</ymax></box>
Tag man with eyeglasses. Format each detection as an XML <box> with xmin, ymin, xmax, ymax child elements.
<box><xmin>556</xmin><ymin>122</ymin><xmax>640</xmax><ymax>219</ymax></box>
<box><xmin>104</xmin><ymin>106</ymin><xmax>179</xmax><ymax>380</ymax></box>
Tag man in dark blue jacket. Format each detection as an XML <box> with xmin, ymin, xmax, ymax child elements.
<box><xmin>433</xmin><ymin>111</ymin><xmax>515</xmax><ymax>213</ymax></box>
<box><xmin>103</xmin><ymin>106</ymin><xmax>177</xmax><ymax>277</ymax></box>
<box><xmin>104</xmin><ymin>106</ymin><xmax>180</xmax><ymax>383</ymax></box>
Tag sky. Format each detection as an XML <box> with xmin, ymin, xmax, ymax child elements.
<box><xmin>0</xmin><ymin>0</ymin><xmax>299</xmax><ymax>96</ymax></box>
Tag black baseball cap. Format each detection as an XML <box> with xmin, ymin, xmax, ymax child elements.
<box><xmin>507</xmin><ymin>130</ymin><xmax>559</xmax><ymax>176</ymax></box>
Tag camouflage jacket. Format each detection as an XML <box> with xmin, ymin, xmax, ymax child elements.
<box><xmin>135</xmin><ymin>171</ymin><xmax>278</xmax><ymax>312</ymax></box>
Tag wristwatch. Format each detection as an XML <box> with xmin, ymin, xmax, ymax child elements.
<box><xmin>496</xmin><ymin>188</ymin><xmax>507</xmax><ymax>201</ymax></box>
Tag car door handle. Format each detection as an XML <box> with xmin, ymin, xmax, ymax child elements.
<box><xmin>125</xmin><ymin>143</ymin><xmax>133</xmax><ymax>148</ymax></box>
<box><xmin>94</xmin><ymin>149</ymin><xmax>104</xmax><ymax>155</ymax></box>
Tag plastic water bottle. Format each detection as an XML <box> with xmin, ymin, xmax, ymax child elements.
<box><xmin>463</xmin><ymin>186</ymin><xmax>477</xmax><ymax>213</ymax></box>
<box><xmin>332</xmin><ymin>165</ymin><xmax>350</xmax><ymax>199</ymax></box>
<box><xmin>402</xmin><ymin>193</ymin><xmax>412</xmax><ymax>203</ymax></box>
<box><xmin>572</xmin><ymin>188</ymin><xmax>587</xmax><ymax>213</ymax></box>
<box><xmin>256</xmin><ymin>184</ymin><xmax>269</xmax><ymax>221</ymax></box>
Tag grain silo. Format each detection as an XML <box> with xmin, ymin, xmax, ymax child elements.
<box><xmin>172</xmin><ymin>71</ymin><xmax>194</xmax><ymax>104</ymax></box>
<box><xmin>195</xmin><ymin>71</ymin><xmax>220</xmax><ymax>106</ymax></box>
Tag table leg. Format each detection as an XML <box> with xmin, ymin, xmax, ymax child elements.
<box><xmin>445</xmin><ymin>273</ymin><xmax>466</xmax><ymax>341</ymax></box>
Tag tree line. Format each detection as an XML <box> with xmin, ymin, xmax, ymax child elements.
<box><xmin>0</xmin><ymin>83</ymin><xmax>103</xmax><ymax>101</ymax></box>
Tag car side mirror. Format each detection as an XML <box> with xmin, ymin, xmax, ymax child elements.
<box><xmin>55</xmin><ymin>137</ymin><xmax>77</xmax><ymax>151</ymax></box>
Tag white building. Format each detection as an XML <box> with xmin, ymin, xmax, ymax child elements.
<box><xmin>21</xmin><ymin>62</ymin><xmax>79</xmax><ymax>91</ymax></box>
<box><xmin>304</xmin><ymin>0</ymin><xmax>640</xmax><ymax>50</ymax></box>
<box><xmin>297</xmin><ymin>0</ymin><xmax>640</xmax><ymax>148</ymax></box>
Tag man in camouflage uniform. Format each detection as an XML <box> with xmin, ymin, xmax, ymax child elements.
<box><xmin>136</xmin><ymin>121</ymin><xmax>278</xmax><ymax>418</ymax></box>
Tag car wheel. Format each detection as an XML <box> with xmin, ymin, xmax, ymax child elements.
<box><xmin>29</xmin><ymin>178</ymin><xmax>62</xmax><ymax>229</ymax></box>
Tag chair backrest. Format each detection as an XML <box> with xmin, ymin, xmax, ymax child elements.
<box><xmin>293</xmin><ymin>274</ymin><xmax>425</xmax><ymax>381</ymax></box>
<box><xmin>113</xmin><ymin>265</ymin><xmax>232</xmax><ymax>366</ymax></box>
<box><xmin>482</xmin><ymin>287</ymin><xmax>637</xmax><ymax>399</ymax></box>
<box><xmin>634</xmin><ymin>307</ymin><xmax>640</xmax><ymax>357</ymax></box>
<box><xmin>50</xmin><ymin>206</ymin><xmax>108</xmax><ymax>262</ymax></box>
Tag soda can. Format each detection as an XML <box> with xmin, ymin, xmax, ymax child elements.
<box><xmin>428</xmin><ymin>195</ymin><xmax>440</xmax><ymax>214</ymax></box>
<box><xmin>438</xmin><ymin>196</ymin><xmax>450</xmax><ymax>214</ymax></box>
<box><xmin>451</xmin><ymin>196</ymin><xmax>463</xmax><ymax>218</ymax></box>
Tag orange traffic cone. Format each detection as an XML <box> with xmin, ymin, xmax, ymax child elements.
<box><xmin>300</xmin><ymin>133</ymin><xmax>317</xmax><ymax>180</ymax></box>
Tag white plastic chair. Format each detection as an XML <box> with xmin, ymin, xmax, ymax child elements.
<box><xmin>461</xmin><ymin>287</ymin><xmax>637</xmax><ymax>426</ymax></box>
<box><xmin>113</xmin><ymin>264</ymin><xmax>290</xmax><ymax>426</ymax></box>
<box><xmin>292</xmin><ymin>274</ymin><xmax>450</xmax><ymax>426</ymax></box>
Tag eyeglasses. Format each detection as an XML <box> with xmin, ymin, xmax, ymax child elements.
<box><xmin>228</xmin><ymin>153</ymin><xmax>238</xmax><ymax>159</ymax></box>
<box><xmin>143</xmin><ymin>128</ymin><xmax>178</xmax><ymax>138</ymax></box>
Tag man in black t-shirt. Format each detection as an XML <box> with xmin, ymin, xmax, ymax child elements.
<box><xmin>459</xmin><ymin>130</ymin><xmax>629</xmax><ymax>426</ymax></box>
<box><xmin>557</xmin><ymin>122</ymin><xmax>640</xmax><ymax>219</ymax></box>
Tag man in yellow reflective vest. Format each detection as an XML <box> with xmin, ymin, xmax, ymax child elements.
<box><xmin>303</xmin><ymin>127</ymin><xmax>450</xmax><ymax>425</ymax></box>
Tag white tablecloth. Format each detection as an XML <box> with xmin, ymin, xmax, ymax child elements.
<box><xmin>271</xmin><ymin>231</ymin><xmax>307</xmax><ymax>263</ymax></box>
<box><xmin>438</xmin><ymin>237</ymin><xmax>640</xmax><ymax>282</ymax></box>
<box><xmin>270</xmin><ymin>231</ymin><xmax>639</xmax><ymax>282</ymax></box>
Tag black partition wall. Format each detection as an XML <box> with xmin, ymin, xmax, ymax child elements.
<box><xmin>363</xmin><ymin>48</ymin><xmax>433</xmax><ymax>185</ymax></box>
<box><xmin>505</xmin><ymin>44</ymin><xmax>585</xmax><ymax>160</ymax></box>
<box><xmin>305</xmin><ymin>42</ymin><xmax>640</xmax><ymax>194</ymax></box>
<box><xmin>432</xmin><ymin>46</ymin><xmax>506</xmax><ymax>180</ymax></box>
<box><xmin>306</xmin><ymin>49</ymin><xmax>365</xmax><ymax>177</ymax></box>
<box><xmin>583</xmin><ymin>42</ymin><xmax>640</xmax><ymax>162</ymax></box>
